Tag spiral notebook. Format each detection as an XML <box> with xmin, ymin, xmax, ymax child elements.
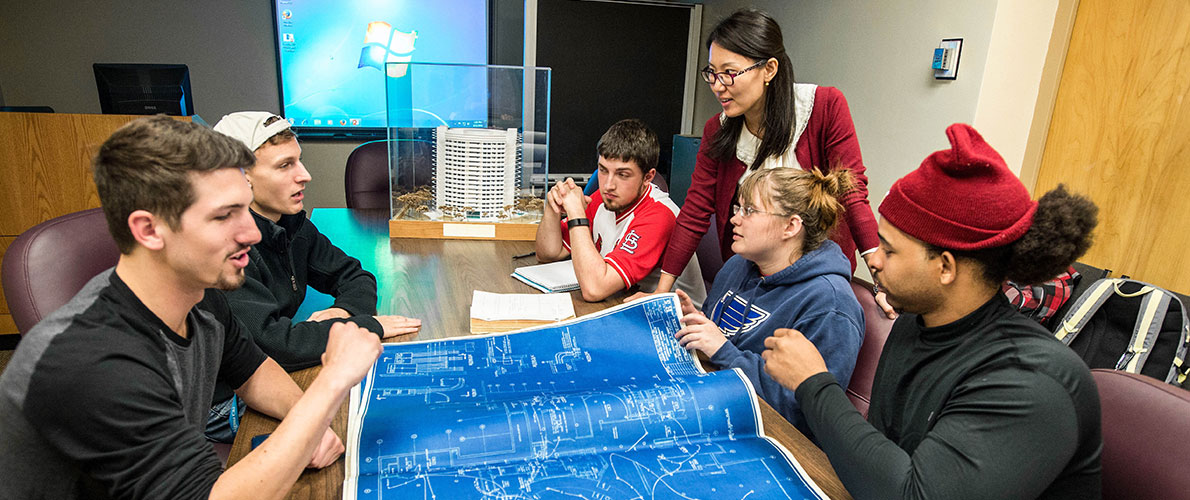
<box><xmin>511</xmin><ymin>260</ymin><xmax>580</xmax><ymax>293</ymax></box>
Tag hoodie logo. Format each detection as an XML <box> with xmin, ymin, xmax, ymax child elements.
<box><xmin>709</xmin><ymin>292</ymin><xmax>771</xmax><ymax>336</ymax></box>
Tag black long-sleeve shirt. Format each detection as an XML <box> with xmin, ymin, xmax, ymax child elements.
<box><xmin>211</xmin><ymin>210</ymin><xmax>382</xmax><ymax>407</ymax></box>
<box><xmin>796</xmin><ymin>294</ymin><xmax>1102</xmax><ymax>499</ymax></box>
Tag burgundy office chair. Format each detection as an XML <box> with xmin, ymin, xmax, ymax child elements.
<box><xmin>845</xmin><ymin>280</ymin><xmax>895</xmax><ymax>418</ymax></box>
<box><xmin>346</xmin><ymin>140</ymin><xmax>434</xmax><ymax>210</ymax></box>
<box><xmin>1093</xmin><ymin>368</ymin><xmax>1190</xmax><ymax>500</ymax></box>
<box><xmin>2</xmin><ymin>208</ymin><xmax>120</xmax><ymax>335</ymax></box>
<box><xmin>344</xmin><ymin>141</ymin><xmax>391</xmax><ymax>210</ymax></box>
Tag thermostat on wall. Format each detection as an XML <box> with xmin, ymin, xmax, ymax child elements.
<box><xmin>933</xmin><ymin>38</ymin><xmax>962</xmax><ymax>80</ymax></box>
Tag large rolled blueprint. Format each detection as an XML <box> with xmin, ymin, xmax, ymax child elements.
<box><xmin>345</xmin><ymin>293</ymin><xmax>827</xmax><ymax>499</ymax></box>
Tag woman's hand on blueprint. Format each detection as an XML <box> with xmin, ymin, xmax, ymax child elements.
<box><xmin>674</xmin><ymin>290</ymin><xmax>729</xmax><ymax>358</ymax></box>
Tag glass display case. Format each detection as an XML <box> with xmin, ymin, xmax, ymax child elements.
<box><xmin>385</xmin><ymin>62</ymin><xmax>551</xmax><ymax>239</ymax></box>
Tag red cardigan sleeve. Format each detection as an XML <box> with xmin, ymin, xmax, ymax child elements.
<box><xmin>662</xmin><ymin>115</ymin><xmax>724</xmax><ymax>276</ymax></box>
<box><xmin>805</xmin><ymin>86</ymin><xmax>880</xmax><ymax>254</ymax></box>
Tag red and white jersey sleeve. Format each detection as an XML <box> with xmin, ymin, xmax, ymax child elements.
<box><xmin>563</xmin><ymin>184</ymin><xmax>678</xmax><ymax>288</ymax></box>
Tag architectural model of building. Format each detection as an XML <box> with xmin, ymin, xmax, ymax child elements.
<box><xmin>433</xmin><ymin>126</ymin><xmax>521</xmax><ymax>219</ymax></box>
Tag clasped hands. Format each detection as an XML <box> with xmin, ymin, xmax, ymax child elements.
<box><xmin>546</xmin><ymin>178</ymin><xmax>591</xmax><ymax>218</ymax></box>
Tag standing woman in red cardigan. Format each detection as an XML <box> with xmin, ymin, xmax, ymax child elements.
<box><xmin>654</xmin><ymin>9</ymin><xmax>886</xmax><ymax>310</ymax></box>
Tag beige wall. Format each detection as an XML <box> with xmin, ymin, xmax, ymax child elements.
<box><xmin>972</xmin><ymin>0</ymin><xmax>1061</xmax><ymax>176</ymax></box>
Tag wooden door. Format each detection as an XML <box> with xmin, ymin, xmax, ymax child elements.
<box><xmin>1035</xmin><ymin>0</ymin><xmax>1190</xmax><ymax>291</ymax></box>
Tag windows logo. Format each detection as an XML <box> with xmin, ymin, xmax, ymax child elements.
<box><xmin>358</xmin><ymin>21</ymin><xmax>418</xmax><ymax>78</ymax></box>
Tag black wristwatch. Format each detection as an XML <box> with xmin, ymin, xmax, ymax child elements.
<box><xmin>566</xmin><ymin>217</ymin><xmax>590</xmax><ymax>230</ymax></box>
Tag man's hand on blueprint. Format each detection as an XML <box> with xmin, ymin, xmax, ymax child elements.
<box><xmin>307</xmin><ymin>428</ymin><xmax>345</xmax><ymax>469</ymax></box>
<box><xmin>320</xmin><ymin>321</ymin><xmax>383</xmax><ymax>391</ymax></box>
<box><xmin>761</xmin><ymin>328</ymin><xmax>828</xmax><ymax>391</ymax></box>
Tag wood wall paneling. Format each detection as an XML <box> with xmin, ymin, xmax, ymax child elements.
<box><xmin>0</xmin><ymin>237</ymin><xmax>12</xmax><ymax>335</ymax></box>
<box><xmin>0</xmin><ymin>113</ymin><xmax>114</xmax><ymax>234</ymax></box>
<box><xmin>0</xmin><ymin>113</ymin><xmax>190</xmax><ymax>335</ymax></box>
<box><xmin>1035</xmin><ymin>0</ymin><xmax>1190</xmax><ymax>291</ymax></box>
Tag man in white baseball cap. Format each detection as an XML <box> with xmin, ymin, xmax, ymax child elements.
<box><xmin>206</xmin><ymin>112</ymin><xmax>421</xmax><ymax>443</ymax></box>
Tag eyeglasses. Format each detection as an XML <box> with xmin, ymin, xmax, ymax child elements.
<box><xmin>732</xmin><ymin>204</ymin><xmax>790</xmax><ymax>218</ymax></box>
<box><xmin>700</xmin><ymin>60</ymin><xmax>767</xmax><ymax>86</ymax></box>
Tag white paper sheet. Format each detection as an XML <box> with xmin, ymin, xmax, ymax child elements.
<box><xmin>470</xmin><ymin>290</ymin><xmax>576</xmax><ymax>321</ymax></box>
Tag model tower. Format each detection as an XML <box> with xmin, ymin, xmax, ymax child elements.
<box><xmin>433</xmin><ymin>126</ymin><xmax>521</xmax><ymax>219</ymax></box>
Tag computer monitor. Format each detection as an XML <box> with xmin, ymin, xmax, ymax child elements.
<box><xmin>93</xmin><ymin>63</ymin><xmax>193</xmax><ymax>116</ymax></box>
<box><xmin>271</xmin><ymin>0</ymin><xmax>488</xmax><ymax>137</ymax></box>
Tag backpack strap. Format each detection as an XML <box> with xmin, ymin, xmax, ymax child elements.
<box><xmin>1162</xmin><ymin>293</ymin><xmax>1190</xmax><ymax>386</ymax></box>
<box><xmin>1054</xmin><ymin>278</ymin><xmax>1120</xmax><ymax>345</ymax></box>
<box><xmin>1054</xmin><ymin>278</ymin><xmax>1190</xmax><ymax>386</ymax></box>
<box><xmin>1117</xmin><ymin>283</ymin><xmax>1168</xmax><ymax>374</ymax></box>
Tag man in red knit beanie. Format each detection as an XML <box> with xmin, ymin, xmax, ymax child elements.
<box><xmin>762</xmin><ymin>124</ymin><xmax>1102</xmax><ymax>499</ymax></box>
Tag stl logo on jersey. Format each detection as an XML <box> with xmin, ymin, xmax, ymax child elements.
<box><xmin>619</xmin><ymin>230</ymin><xmax>641</xmax><ymax>255</ymax></box>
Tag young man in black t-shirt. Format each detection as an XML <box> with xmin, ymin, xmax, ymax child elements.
<box><xmin>0</xmin><ymin>116</ymin><xmax>382</xmax><ymax>499</ymax></box>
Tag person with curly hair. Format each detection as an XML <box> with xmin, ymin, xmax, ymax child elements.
<box><xmin>763</xmin><ymin>124</ymin><xmax>1102</xmax><ymax>499</ymax></box>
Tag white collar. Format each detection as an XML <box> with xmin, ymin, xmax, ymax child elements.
<box><xmin>730</xmin><ymin>83</ymin><xmax>817</xmax><ymax>184</ymax></box>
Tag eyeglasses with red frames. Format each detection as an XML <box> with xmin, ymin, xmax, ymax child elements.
<box><xmin>700</xmin><ymin>59</ymin><xmax>767</xmax><ymax>86</ymax></box>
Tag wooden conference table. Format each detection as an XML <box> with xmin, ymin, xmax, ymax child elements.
<box><xmin>227</xmin><ymin>208</ymin><xmax>852</xmax><ymax>499</ymax></box>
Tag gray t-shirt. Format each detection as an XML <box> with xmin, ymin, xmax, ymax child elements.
<box><xmin>0</xmin><ymin>269</ymin><xmax>266</xmax><ymax>499</ymax></box>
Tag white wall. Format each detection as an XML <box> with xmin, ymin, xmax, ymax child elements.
<box><xmin>0</xmin><ymin>0</ymin><xmax>1060</xmax><ymax>213</ymax></box>
<box><xmin>697</xmin><ymin>0</ymin><xmax>998</xmax><ymax>210</ymax></box>
<box><xmin>0</xmin><ymin>0</ymin><xmax>360</xmax><ymax>209</ymax></box>
<box><xmin>695</xmin><ymin>0</ymin><xmax>999</xmax><ymax>278</ymax></box>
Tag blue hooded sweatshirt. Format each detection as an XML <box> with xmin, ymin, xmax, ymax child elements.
<box><xmin>705</xmin><ymin>239</ymin><xmax>864</xmax><ymax>437</ymax></box>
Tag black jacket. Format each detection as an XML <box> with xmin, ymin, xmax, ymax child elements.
<box><xmin>224</xmin><ymin>210</ymin><xmax>382</xmax><ymax>373</ymax></box>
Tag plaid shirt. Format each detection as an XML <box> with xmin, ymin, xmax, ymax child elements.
<box><xmin>1002</xmin><ymin>266</ymin><xmax>1080</xmax><ymax>324</ymax></box>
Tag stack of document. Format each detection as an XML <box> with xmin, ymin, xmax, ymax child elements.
<box><xmin>469</xmin><ymin>290</ymin><xmax>576</xmax><ymax>334</ymax></box>
<box><xmin>511</xmin><ymin>260</ymin><xmax>580</xmax><ymax>293</ymax></box>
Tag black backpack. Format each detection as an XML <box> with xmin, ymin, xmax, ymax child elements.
<box><xmin>1053</xmin><ymin>278</ymin><xmax>1190</xmax><ymax>388</ymax></box>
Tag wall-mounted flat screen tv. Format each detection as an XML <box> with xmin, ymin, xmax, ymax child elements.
<box><xmin>272</xmin><ymin>0</ymin><xmax>489</xmax><ymax>137</ymax></box>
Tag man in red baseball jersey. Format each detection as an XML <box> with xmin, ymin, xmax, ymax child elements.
<box><xmin>535</xmin><ymin>119</ymin><xmax>705</xmax><ymax>304</ymax></box>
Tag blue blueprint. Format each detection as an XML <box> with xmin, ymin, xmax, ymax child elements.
<box><xmin>345</xmin><ymin>294</ymin><xmax>826</xmax><ymax>499</ymax></box>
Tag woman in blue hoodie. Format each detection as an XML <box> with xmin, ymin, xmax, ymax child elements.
<box><xmin>675</xmin><ymin>167</ymin><xmax>864</xmax><ymax>437</ymax></box>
